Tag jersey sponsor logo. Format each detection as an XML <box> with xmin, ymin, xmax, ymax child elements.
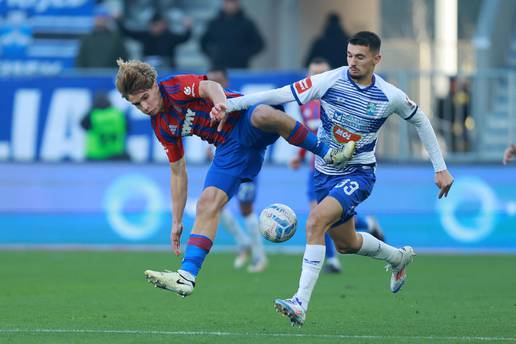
<box><xmin>181</xmin><ymin>109</ymin><xmax>196</xmax><ymax>136</ymax></box>
<box><xmin>294</xmin><ymin>77</ymin><xmax>312</xmax><ymax>94</ymax></box>
<box><xmin>332</xmin><ymin>125</ymin><xmax>361</xmax><ymax>143</ymax></box>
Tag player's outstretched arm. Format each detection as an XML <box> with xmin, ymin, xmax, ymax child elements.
<box><xmin>199</xmin><ymin>80</ymin><xmax>227</xmax><ymax>131</ymax></box>
<box><xmin>406</xmin><ymin>109</ymin><xmax>454</xmax><ymax>198</ymax></box>
<box><xmin>169</xmin><ymin>158</ymin><xmax>188</xmax><ymax>255</ymax></box>
<box><xmin>225</xmin><ymin>85</ymin><xmax>295</xmax><ymax>112</ymax></box>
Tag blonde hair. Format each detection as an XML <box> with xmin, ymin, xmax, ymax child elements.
<box><xmin>115</xmin><ymin>58</ymin><xmax>157</xmax><ymax>99</ymax></box>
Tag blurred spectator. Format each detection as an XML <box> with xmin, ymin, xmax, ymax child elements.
<box><xmin>503</xmin><ymin>143</ymin><xmax>516</xmax><ymax>165</ymax></box>
<box><xmin>207</xmin><ymin>67</ymin><xmax>229</xmax><ymax>88</ymax></box>
<box><xmin>117</xmin><ymin>12</ymin><xmax>192</xmax><ymax>69</ymax></box>
<box><xmin>437</xmin><ymin>77</ymin><xmax>472</xmax><ymax>152</ymax></box>
<box><xmin>304</xmin><ymin>13</ymin><xmax>350</xmax><ymax>69</ymax></box>
<box><xmin>76</xmin><ymin>5</ymin><xmax>128</xmax><ymax>68</ymax></box>
<box><xmin>200</xmin><ymin>0</ymin><xmax>265</xmax><ymax>69</ymax></box>
<box><xmin>81</xmin><ymin>91</ymin><xmax>130</xmax><ymax>161</ymax></box>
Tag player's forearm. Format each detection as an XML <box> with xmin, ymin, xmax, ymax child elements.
<box><xmin>226</xmin><ymin>85</ymin><xmax>295</xmax><ymax>111</ymax></box>
<box><xmin>170</xmin><ymin>161</ymin><xmax>188</xmax><ymax>226</ymax></box>
<box><xmin>409</xmin><ymin>110</ymin><xmax>447</xmax><ymax>172</ymax></box>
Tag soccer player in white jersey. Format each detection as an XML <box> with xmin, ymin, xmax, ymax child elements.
<box><xmin>212</xmin><ymin>31</ymin><xmax>454</xmax><ymax>326</ymax></box>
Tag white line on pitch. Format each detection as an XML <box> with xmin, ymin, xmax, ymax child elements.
<box><xmin>0</xmin><ymin>328</ymin><xmax>515</xmax><ymax>342</ymax></box>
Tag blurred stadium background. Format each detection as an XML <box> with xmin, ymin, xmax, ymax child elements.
<box><xmin>1</xmin><ymin>0</ymin><xmax>515</xmax><ymax>342</ymax></box>
<box><xmin>1</xmin><ymin>0</ymin><xmax>514</xmax><ymax>251</ymax></box>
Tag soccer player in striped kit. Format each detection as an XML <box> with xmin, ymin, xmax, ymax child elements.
<box><xmin>220</xmin><ymin>31</ymin><xmax>454</xmax><ymax>325</ymax></box>
<box><xmin>290</xmin><ymin>57</ymin><xmax>385</xmax><ymax>274</ymax></box>
<box><xmin>115</xmin><ymin>59</ymin><xmax>355</xmax><ymax>297</ymax></box>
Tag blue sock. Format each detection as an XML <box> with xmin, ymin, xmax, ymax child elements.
<box><xmin>286</xmin><ymin>121</ymin><xmax>329</xmax><ymax>158</ymax></box>
<box><xmin>180</xmin><ymin>234</ymin><xmax>213</xmax><ymax>277</ymax></box>
<box><xmin>355</xmin><ymin>215</ymin><xmax>369</xmax><ymax>231</ymax></box>
<box><xmin>324</xmin><ymin>232</ymin><xmax>336</xmax><ymax>259</ymax></box>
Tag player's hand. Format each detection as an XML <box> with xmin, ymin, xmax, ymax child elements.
<box><xmin>435</xmin><ymin>170</ymin><xmax>454</xmax><ymax>199</ymax></box>
<box><xmin>210</xmin><ymin>103</ymin><xmax>228</xmax><ymax>132</ymax></box>
<box><xmin>170</xmin><ymin>222</ymin><xmax>184</xmax><ymax>256</ymax></box>
<box><xmin>502</xmin><ymin>144</ymin><xmax>516</xmax><ymax>165</ymax></box>
<box><xmin>289</xmin><ymin>156</ymin><xmax>302</xmax><ymax>170</ymax></box>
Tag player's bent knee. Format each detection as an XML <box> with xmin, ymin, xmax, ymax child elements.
<box><xmin>334</xmin><ymin>235</ymin><xmax>361</xmax><ymax>254</ymax></box>
<box><xmin>252</xmin><ymin>105</ymin><xmax>277</xmax><ymax>127</ymax></box>
<box><xmin>305</xmin><ymin>214</ymin><xmax>326</xmax><ymax>241</ymax></box>
<box><xmin>197</xmin><ymin>194</ymin><xmax>224</xmax><ymax>217</ymax></box>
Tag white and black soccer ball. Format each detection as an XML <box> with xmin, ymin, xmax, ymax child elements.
<box><xmin>258</xmin><ymin>203</ymin><xmax>297</xmax><ymax>243</ymax></box>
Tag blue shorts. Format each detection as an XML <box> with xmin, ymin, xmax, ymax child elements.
<box><xmin>314</xmin><ymin>167</ymin><xmax>376</xmax><ymax>227</ymax></box>
<box><xmin>237</xmin><ymin>180</ymin><xmax>257</xmax><ymax>204</ymax></box>
<box><xmin>204</xmin><ymin>106</ymin><xmax>279</xmax><ymax>199</ymax></box>
<box><xmin>307</xmin><ymin>168</ymin><xmax>316</xmax><ymax>202</ymax></box>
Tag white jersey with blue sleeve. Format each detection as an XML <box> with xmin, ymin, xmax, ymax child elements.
<box><xmin>290</xmin><ymin>66</ymin><xmax>427</xmax><ymax>175</ymax></box>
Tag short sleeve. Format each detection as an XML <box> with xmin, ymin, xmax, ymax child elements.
<box><xmin>162</xmin><ymin>74</ymin><xmax>207</xmax><ymax>101</ymax></box>
<box><xmin>152</xmin><ymin>116</ymin><xmax>185</xmax><ymax>162</ymax></box>
<box><xmin>161</xmin><ymin>138</ymin><xmax>184</xmax><ymax>162</ymax></box>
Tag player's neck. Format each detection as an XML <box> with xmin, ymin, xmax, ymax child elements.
<box><xmin>351</xmin><ymin>74</ymin><xmax>374</xmax><ymax>87</ymax></box>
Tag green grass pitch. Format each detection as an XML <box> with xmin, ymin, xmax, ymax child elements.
<box><xmin>1</xmin><ymin>251</ymin><xmax>515</xmax><ymax>343</ymax></box>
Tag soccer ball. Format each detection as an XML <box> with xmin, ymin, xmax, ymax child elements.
<box><xmin>258</xmin><ymin>203</ymin><xmax>297</xmax><ymax>243</ymax></box>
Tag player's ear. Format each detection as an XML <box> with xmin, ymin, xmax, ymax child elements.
<box><xmin>374</xmin><ymin>53</ymin><xmax>382</xmax><ymax>65</ymax></box>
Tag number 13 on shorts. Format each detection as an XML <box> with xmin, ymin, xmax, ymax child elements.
<box><xmin>336</xmin><ymin>179</ymin><xmax>359</xmax><ymax>195</ymax></box>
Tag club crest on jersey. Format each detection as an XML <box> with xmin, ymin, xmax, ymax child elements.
<box><xmin>332</xmin><ymin>125</ymin><xmax>361</xmax><ymax>143</ymax></box>
<box><xmin>366</xmin><ymin>103</ymin><xmax>377</xmax><ymax>116</ymax></box>
<box><xmin>294</xmin><ymin>77</ymin><xmax>312</xmax><ymax>94</ymax></box>
<box><xmin>183</xmin><ymin>83</ymin><xmax>196</xmax><ymax>97</ymax></box>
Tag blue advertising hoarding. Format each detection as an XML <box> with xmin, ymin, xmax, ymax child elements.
<box><xmin>0</xmin><ymin>72</ymin><xmax>305</xmax><ymax>162</ymax></box>
<box><xmin>0</xmin><ymin>162</ymin><xmax>515</xmax><ymax>252</ymax></box>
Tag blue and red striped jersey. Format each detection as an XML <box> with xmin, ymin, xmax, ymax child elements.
<box><xmin>151</xmin><ymin>74</ymin><xmax>243</xmax><ymax>162</ymax></box>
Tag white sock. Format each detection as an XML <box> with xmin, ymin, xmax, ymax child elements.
<box><xmin>220</xmin><ymin>208</ymin><xmax>249</xmax><ymax>249</ymax></box>
<box><xmin>294</xmin><ymin>245</ymin><xmax>325</xmax><ymax>311</ymax></box>
<box><xmin>357</xmin><ymin>232</ymin><xmax>402</xmax><ymax>265</ymax></box>
<box><xmin>244</xmin><ymin>213</ymin><xmax>265</xmax><ymax>262</ymax></box>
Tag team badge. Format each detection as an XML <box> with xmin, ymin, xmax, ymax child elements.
<box><xmin>366</xmin><ymin>103</ymin><xmax>377</xmax><ymax>116</ymax></box>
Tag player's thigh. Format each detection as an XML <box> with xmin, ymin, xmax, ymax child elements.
<box><xmin>322</xmin><ymin>170</ymin><xmax>376</xmax><ymax>228</ymax></box>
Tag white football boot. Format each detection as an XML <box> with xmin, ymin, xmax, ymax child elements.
<box><xmin>323</xmin><ymin>141</ymin><xmax>356</xmax><ymax>168</ymax></box>
<box><xmin>386</xmin><ymin>246</ymin><xmax>416</xmax><ymax>293</ymax></box>
<box><xmin>144</xmin><ymin>270</ymin><xmax>194</xmax><ymax>297</ymax></box>
<box><xmin>274</xmin><ymin>297</ymin><xmax>306</xmax><ymax>326</ymax></box>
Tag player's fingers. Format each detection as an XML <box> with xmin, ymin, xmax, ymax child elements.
<box><xmin>217</xmin><ymin>116</ymin><xmax>227</xmax><ymax>132</ymax></box>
